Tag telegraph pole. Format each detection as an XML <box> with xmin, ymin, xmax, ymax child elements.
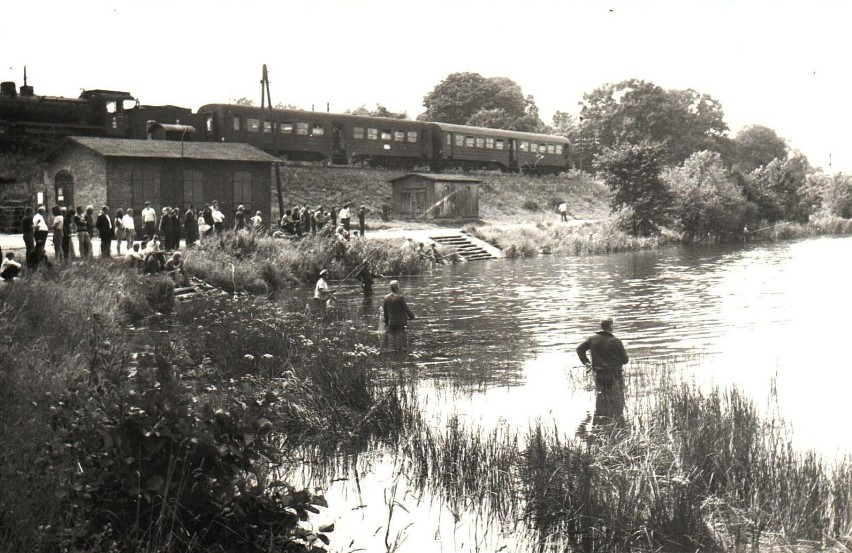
<box><xmin>261</xmin><ymin>65</ymin><xmax>285</xmax><ymax>219</ymax></box>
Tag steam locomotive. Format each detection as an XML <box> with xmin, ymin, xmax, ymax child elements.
<box><xmin>1</xmin><ymin>78</ymin><xmax>572</xmax><ymax>173</ymax></box>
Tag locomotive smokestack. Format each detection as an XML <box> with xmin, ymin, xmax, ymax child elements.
<box><xmin>19</xmin><ymin>66</ymin><xmax>33</xmax><ymax>96</ymax></box>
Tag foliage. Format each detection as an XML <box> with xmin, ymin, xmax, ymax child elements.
<box><xmin>234</xmin><ymin>97</ymin><xmax>255</xmax><ymax>106</ymax></box>
<box><xmin>579</xmin><ymin>79</ymin><xmax>728</xmax><ymax>166</ymax></box>
<box><xmin>593</xmin><ymin>141</ymin><xmax>673</xmax><ymax>235</ymax></box>
<box><xmin>727</xmin><ymin>124</ymin><xmax>788</xmax><ymax>173</ymax></box>
<box><xmin>346</xmin><ymin>104</ymin><xmax>409</xmax><ymax>120</ymax></box>
<box><xmin>743</xmin><ymin>152</ymin><xmax>814</xmax><ymax>223</ymax></box>
<box><xmin>663</xmin><ymin>150</ymin><xmax>748</xmax><ymax>240</ymax></box>
<box><xmin>807</xmin><ymin>171</ymin><xmax>852</xmax><ymax>218</ymax></box>
<box><xmin>418</xmin><ymin>72</ymin><xmax>544</xmax><ymax>132</ymax></box>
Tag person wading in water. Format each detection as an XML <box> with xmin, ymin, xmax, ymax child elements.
<box><xmin>576</xmin><ymin>317</ymin><xmax>629</xmax><ymax>430</ymax></box>
<box><xmin>382</xmin><ymin>280</ymin><xmax>415</xmax><ymax>352</ymax></box>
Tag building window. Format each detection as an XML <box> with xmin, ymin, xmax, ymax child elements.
<box><xmin>311</xmin><ymin>124</ymin><xmax>324</xmax><ymax>136</ymax></box>
<box><xmin>555</xmin><ymin>144</ymin><xmax>563</xmax><ymax>155</ymax></box>
<box><xmin>233</xmin><ymin>171</ymin><xmax>252</xmax><ymax>210</ymax></box>
<box><xmin>394</xmin><ymin>131</ymin><xmax>405</xmax><ymax>142</ymax></box>
<box><xmin>407</xmin><ymin>131</ymin><xmax>418</xmax><ymax>143</ymax></box>
<box><xmin>54</xmin><ymin>171</ymin><xmax>73</xmax><ymax>205</ymax></box>
<box><xmin>465</xmin><ymin>136</ymin><xmax>475</xmax><ymax>148</ymax></box>
<box><xmin>520</xmin><ymin>141</ymin><xmax>529</xmax><ymax>152</ymax></box>
<box><xmin>380</xmin><ymin>130</ymin><xmax>393</xmax><ymax>141</ymax></box>
<box><xmin>232</xmin><ymin>117</ymin><xmax>241</xmax><ymax>131</ymax></box>
<box><xmin>247</xmin><ymin>118</ymin><xmax>260</xmax><ymax>132</ymax></box>
<box><xmin>455</xmin><ymin>134</ymin><xmax>464</xmax><ymax>147</ymax></box>
<box><xmin>475</xmin><ymin>137</ymin><xmax>485</xmax><ymax>148</ymax></box>
<box><xmin>263</xmin><ymin>120</ymin><xmax>273</xmax><ymax>133</ymax></box>
<box><xmin>367</xmin><ymin>128</ymin><xmax>378</xmax><ymax>140</ymax></box>
<box><xmin>354</xmin><ymin>127</ymin><xmax>365</xmax><ymax>139</ymax></box>
<box><xmin>296</xmin><ymin>123</ymin><xmax>309</xmax><ymax>135</ymax></box>
<box><xmin>131</xmin><ymin>166</ymin><xmax>159</xmax><ymax>208</ymax></box>
<box><xmin>496</xmin><ymin>139</ymin><xmax>505</xmax><ymax>150</ymax></box>
<box><xmin>280</xmin><ymin>122</ymin><xmax>294</xmax><ymax>134</ymax></box>
<box><xmin>183</xmin><ymin>170</ymin><xmax>204</xmax><ymax>208</ymax></box>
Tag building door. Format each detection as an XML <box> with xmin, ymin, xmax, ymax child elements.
<box><xmin>54</xmin><ymin>171</ymin><xmax>74</xmax><ymax>207</ymax></box>
<box><xmin>413</xmin><ymin>190</ymin><xmax>427</xmax><ymax>218</ymax></box>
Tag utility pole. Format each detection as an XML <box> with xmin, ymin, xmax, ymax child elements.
<box><xmin>261</xmin><ymin>64</ymin><xmax>285</xmax><ymax>219</ymax></box>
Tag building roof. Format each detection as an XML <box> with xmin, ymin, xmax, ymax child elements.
<box><xmin>389</xmin><ymin>173</ymin><xmax>482</xmax><ymax>184</ymax></box>
<box><xmin>46</xmin><ymin>137</ymin><xmax>281</xmax><ymax>163</ymax></box>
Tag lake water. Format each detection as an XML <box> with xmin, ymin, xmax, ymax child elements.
<box><xmin>299</xmin><ymin>235</ymin><xmax>852</xmax><ymax>551</ymax></box>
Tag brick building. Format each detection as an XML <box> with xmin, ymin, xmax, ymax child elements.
<box><xmin>389</xmin><ymin>173</ymin><xmax>481</xmax><ymax>222</ymax></box>
<box><xmin>43</xmin><ymin>137</ymin><xmax>279</xmax><ymax>227</ymax></box>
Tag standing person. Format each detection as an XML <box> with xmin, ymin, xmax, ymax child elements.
<box><xmin>114</xmin><ymin>208</ymin><xmax>125</xmax><ymax>255</ymax></box>
<box><xmin>357</xmin><ymin>260</ymin><xmax>382</xmax><ymax>298</ymax></box>
<box><xmin>234</xmin><ymin>205</ymin><xmax>247</xmax><ymax>231</ymax></box>
<box><xmin>171</xmin><ymin>207</ymin><xmax>182</xmax><ymax>250</ymax></box>
<box><xmin>314</xmin><ymin>206</ymin><xmax>327</xmax><ymax>232</ymax></box>
<box><xmin>339</xmin><ymin>203</ymin><xmax>351</xmax><ymax>232</ymax></box>
<box><xmin>183</xmin><ymin>205</ymin><xmax>198</xmax><ymax>247</ymax></box>
<box><xmin>250</xmin><ymin>210</ymin><xmax>263</xmax><ymax>232</ymax></box>
<box><xmin>95</xmin><ymin>206</ymin><xmax>115</xmax><ymax>258</ymax></box>
<box><xmin>329</xmin><ymin>206</ymin><xmax>337</xmax><ymax>228</ymax></box>
<box><xmin>122</xmin><ymin>208</ymin><xmax>136</xmax><ymax>251</ymax></box>
<box><xmin>211</xmin><ymin>202</ymin><xmax>225</xmax><ymax>234</ymax></box>
<box><xmin>62</xmin><ymin>207</ymin><xmax>75</xmax><ymax>259</ymax></box>
<box><xmin>50</xmin><ymin>206</ymin><xmax>64</xmax><ymax>261</ymax></box>
<box><xmin>21</xmin><ymin>206</ymin><xmax>35</xmax><ymax>259</ymax></box>
<box><xmin>141</xmin><ymin>201</ymin><xmax>157</xmax><ymax>239</ymax></box>
<box><xmin>32</xmin><ymin>206</ymin><xmax>50</xmax><ymax>261</ymax></box>
<box><xmin>159</xmin><ymin>207</ymin><xmax>174</xmax><ymax>250</ymax></box>
<box><xmin>576</xmin><ymin>317</ymin><xmax>629</xmax><ymax>428</ymax></box>
<box><xmin>75</xmin><ymin>206</ymin><xmax>92</xmax><ymax>259</ymax></box>
<box><xmin>202</xmin><ymin>204</ymin><xmax>215</xmax><ymax>238</ymax></box>
<box><xmin>382</xmin><ymin>280</ymin><xmax>416</xmax><ymax>351</ymax></box>
<box><xmin>84</xmin><ymin>206</ymin><xmax>96</xmax><ymax>252</ymax></box>
<box><xmin>558</xmin><ymin>201</ymin><xmax>568</xmax><ymax>223</ymax></box>
<box><xmin>357</xmin><ymin>205</ymin><xmax>367</xmax><ymax>237</ymax></box>
<box><xmin>313</xmin><ymin>269</ymin><xmax>333</xmax><ymax>308</ymax></box>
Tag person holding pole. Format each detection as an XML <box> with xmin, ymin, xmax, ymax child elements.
<box><xmin>382</xmin><ymin>280</ymin><xmax>416</xmax><ymax>352</ymax></box>
<box><xmin>576</xmin><ymin>317</ymin><xmax>629</xmax><ymax>428</ymax></box>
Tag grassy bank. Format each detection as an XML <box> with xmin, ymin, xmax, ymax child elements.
<box><xmin>0</xmin><ymin>264</ymin><xmax>405</xmax><ymax>552</ymax></box>
<box><xmin>396</xmin><ymin>365</ymin><xmax>852</xmax><ymax>551</ymax></box>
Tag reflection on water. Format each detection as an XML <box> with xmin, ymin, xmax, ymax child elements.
<box><xmin>325</xmin><ymin>235</ymin><xmax>852</xmax><ymax>454</ymax></box>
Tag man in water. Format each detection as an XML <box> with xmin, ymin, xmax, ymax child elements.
<box><xmin>357</xmin><ymin>260</ymin><xmax>382</xmax><ymax>298</ymax></box>
<box><xmin>382</xmin><ymin>280</ymin><xmax>415</xmax><ymax>351</ymax></box>
<box><xmin>576</xmin><ymin>317</ymin><xmax>629</xmax><ymax>428</ymax></box>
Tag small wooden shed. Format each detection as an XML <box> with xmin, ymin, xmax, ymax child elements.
<box><xmin>389</xmin><ymin>173</ymin><xmax>481</xmax><ymax>222</ymax></box>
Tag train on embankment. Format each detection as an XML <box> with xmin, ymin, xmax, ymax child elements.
<box><xmin>0</xmin><ymin>75</ymin><xmax>572</xmax><ymax>174</ymax></box>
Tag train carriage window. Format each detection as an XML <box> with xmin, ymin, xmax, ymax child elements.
<box><xmin>394</xmin><ymin>131</ymin><xmax>405</xmax><ymax>142</ymax></box>
<box><xmin>547</xmin><ymin>144</ymin><xmax>555</xmax><ymax>154</ymax></box>
<box><xmin>367</xmin><ymin>128</ymin><xmax>378</xmax><ymax>140</ymax></box>
<box><xmin>475</xmin><ymin>137</ymin><xmax>485</xmax><ymax>148</ymax></box>
<box><xmin>496</xmin><ymin>139</ymin><xmax>505</xmax><ymax>150</ymax></box>
<box><xmin>380</xmin><ymin>130</ymin><xmax>393</xmax><ymax>141</ymax></box>
<box><xmin>263</xmin><ymin>121</ymin><xmax>273</xmax><ymax>133</ymax></box>
<box><xmin>247</xmin><ymin>118</ymin><xmax>260</xmax><ymax>132</ymax></box>
<box><xmin>311</xmin><ymin>124</ymin><xmax>324</xmax><ymax>136</ymax></box>
<box><xmin>447</xmin><ymin>134</ymin><xmax>452</xmax><ymax>145</ymax></box>
<box><xmin>354</xmin><ymin>127</ymin><xmax>365</xmax><ymax>139</ymax></box>
<box><xmin>454</xmin><ymin>134</ymin><xmax>464</xmax><ymax>147</ymax></box>
<box><xmin>519</xmin><ymin>141</ymin><xmax>529</xmax><ymax>152</ymax></box>
<box><xmin>232</xmin><ymin>117</ymin><xmax>241</xmax><ymax>131</ymax></box>
<box><xmin>280</xmin><ymin>122</ymin><xmax>294</xmax><ymax>134</ymax></box>
<box><xmin>529</xmin><ymin>143</ymin><xmax>537</xmax><ymax>153</ymax></box>
<box><xmin>296</xmin><ymin>123</ymin><xmax>309</xmax><ymax>135</ymax></box>
<box><xmin>233</xmin><ymin>171</ymin><xmax>252</xmax><ymax>211</ymax></box>
<box><xmin>205</xmin><ymin>114</ymin><xmax>213</xmax><ymax>133</ymax></box>
<box><xmin>407</xmin><ymin>131</ymin><xmax>418</xmax><ymax>143</ymax></box>
<box><xmin>465</xmin><ymin>137</ymin><xmax>475</xmax><ymax>148</ymax></box>
<box><xmin>106</xmin><ymin>101</ymin><xmax>117</xmax><ymax>114</ymax></box>
<box><xmin>555</xmin><ymin>144</ymin><xmax>564</xmax><ymax>155</ymax></box>
<box><xmin>539</xmin><ymin>144</ymin><xmax>547</xmax><ymax>154</ymax></box>
<box><xmin>486</xmin><ymin>137</ymin><xmax>494</xmax><ymax>149</ymax></box>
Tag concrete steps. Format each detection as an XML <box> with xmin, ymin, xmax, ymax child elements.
<box><xmin>429</xmin><ymin>231</ymin><xmax>502</xmax><ymax>261</ymax></box>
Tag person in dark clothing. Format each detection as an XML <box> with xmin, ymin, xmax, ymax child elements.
<box><xmin>382</xmin><ymin>280</ymin><xmax>415</xmax><ymax>351</ymax></box>
<box><xmin>358</xmin><ymin>205</ymin><xmax>367</xmax><ymax>238</ymax></box>
<box><xmin>171</xmin><ymin>207</ymin><xmax>182</xmax><ymax>249</ymax></box>
<box><xmin>234</xmin><ymin>205</ymin><xmax>247</xmax><ymax>231</ymax></box>
<box><xmin>183</xmin><ymin>205</ymin><xmax>198</xmax><ymax>247</ymax></box>
<box><xmin>21</xmin><ymin>206</ymin><xmax>34</xmax><ymax>258</ymax></box>
<box><xmin>357</xmin><ymin>260</ymin><xmax>382</xmax><ymax>298</ymax></box>
<box><xmin>202</xmin><ymin>204</ymin><xmax>215</xmax><ymax>238</ymax></box>
<box><xmin>159</xmin><ymin>207</ymin><xmax>174</xmax><ymax>250</ymax></box>
<box><xmin>576</xmin><ymin>317</ymin><xmax>629</xmax><ymax>428</ymax></box>
<box><xmin>62</xmin><ymin>207</ymin><xmax>74</xmax><ymax>259</ymax></box>
<box><xmin>95</xmin><ymin>206</ymin><xmax>115</xmax><ymax>258</ymax></box>
<box><xmin>75</xmin><ymin>206</ymin><xmax>92</xmax><ymax>259</ymax></box>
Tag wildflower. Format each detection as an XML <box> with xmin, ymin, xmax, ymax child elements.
<box><xmin>262</xmin><ymin>353</ymin><xmax>274</xmax><ymax>360</ymax></box>
<box><xmin>244</xmin><ymin>354</ymin><xmax>255</xmax><ymax>361</ymax></box>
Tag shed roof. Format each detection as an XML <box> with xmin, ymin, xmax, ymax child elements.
<box><xmin>389</xmin><ymin>173</ymin><xmax>482</xmax><ymax>184</ymax></box>
<box><xmin>46</xmin><ymin>137</ymin><xmax>281</xmax><ymax>163</ymax></box>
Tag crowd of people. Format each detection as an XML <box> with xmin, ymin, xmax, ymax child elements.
<box><xmin>274</xmin><ymin>203</ymin><xmax>368</xmax><ymax>242</ymax></box>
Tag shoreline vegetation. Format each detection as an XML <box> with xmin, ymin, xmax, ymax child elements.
<box><xmin>2</xmin><ymin>258</ymin><xmax>852</xmax><ymax>551</ymax></box>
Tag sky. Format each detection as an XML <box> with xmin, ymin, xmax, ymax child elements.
<box><xmin>4</xmin><ymin>0</ymin><xmax>852</xmax><ymax>172</ymax></box>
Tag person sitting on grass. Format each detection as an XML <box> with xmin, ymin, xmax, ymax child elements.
<box><xmin>164</xmin><ymin>251</ymin><xmax>188</xmax><ymax>286</ymax></box>
<box><xmin>1</xmin><ymin>252</ymin><xmax>22</xmax><ymax>281</ymax></box>
<box><xmin>125</xmin><ymin>243</ymin><xmax>145</xmax><ymax>270</ymax></box>
<box><xmin>143</xmin><ymin>235</ymin><xmax>167</xmax><ymax>274</ymax></box>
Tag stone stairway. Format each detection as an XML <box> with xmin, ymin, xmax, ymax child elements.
<box><xmin>429</xmin><ymin>231</ymin><xmax>502</xmax><ymax>261</ymax></box>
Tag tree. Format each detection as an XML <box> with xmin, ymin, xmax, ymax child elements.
<box><xmin>593</xmin><ymin>141</ymin><xmax>673</xmax><ymax>235</ymax></box>
<box><xmin>418</xmin><ymin>72</ymin><xmax>544</xmax><ymax>131</ymax></box>
<box><xmin>579</xmin><ymin>79</ymin><xmax>728</xmax><ymax>166</ymax></box>
<box><xmin>744</xmin><ymin>152</ymin><xmax>813</xmax><ymax>223</ymax></box>
<box><xmin>662</xmin><ymin>150</ymin><xmax>747</xmax><ymax>240</ymax></box>
<box><xmin>346</xmin><ymin>104</ymin><xmax>408</xmax><ymax>119</ymax></box>
<box><xmin>235</xmin><ymin>97</ymin><xmax>255</xmax><ymax>106</ymax></box>
<box><xmin>728</xmin><ymin>125</ymin><xmax>788</xmax><ymax>172</ymax></box>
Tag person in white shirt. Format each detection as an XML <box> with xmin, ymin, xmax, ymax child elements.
<box><xmin>122</xmin><ymin>208</ymin><xmax>136</xmax><ymax>251</ymax></box>
<box><xmin>558</xmin><ymin>202</ymin><xmax>568</xmax><ymax>223</ymax></box>
<box><xmin>338</xmin><ymin>203</ymin><xmax>351</xmax><ymax>232</ymax></box>
<box><xmin>313</xmin><ymin>269</ymin><xmax>333</xmax><ymax>308</ymax></box>
<box><xmin>250</xmin><ymin>211</ymin><xmax>263</xmax><ymax>232</ymax></box>
<box><xmin>141</xmin><ymin>202</ymin><xmax>157</xmax><ymax>238</ymax></box>
<box><xmin>50</xmin><ymin>205</ymin><xmax>64</xmax><ymax>261</ymax></box>
<box><xmin>1</xmin><ymin>252</ymin><xmax>22</xmax><ymax>281</ymax></box>
<box><xmin>32</xmin><ymin>206</ymin><xmax>50</xmax><ymax>260</ymax></box>
<box><xmin>211</xmin><ymin>203</ymin><xmax>225</xmax><ymax>233</ymax></box>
